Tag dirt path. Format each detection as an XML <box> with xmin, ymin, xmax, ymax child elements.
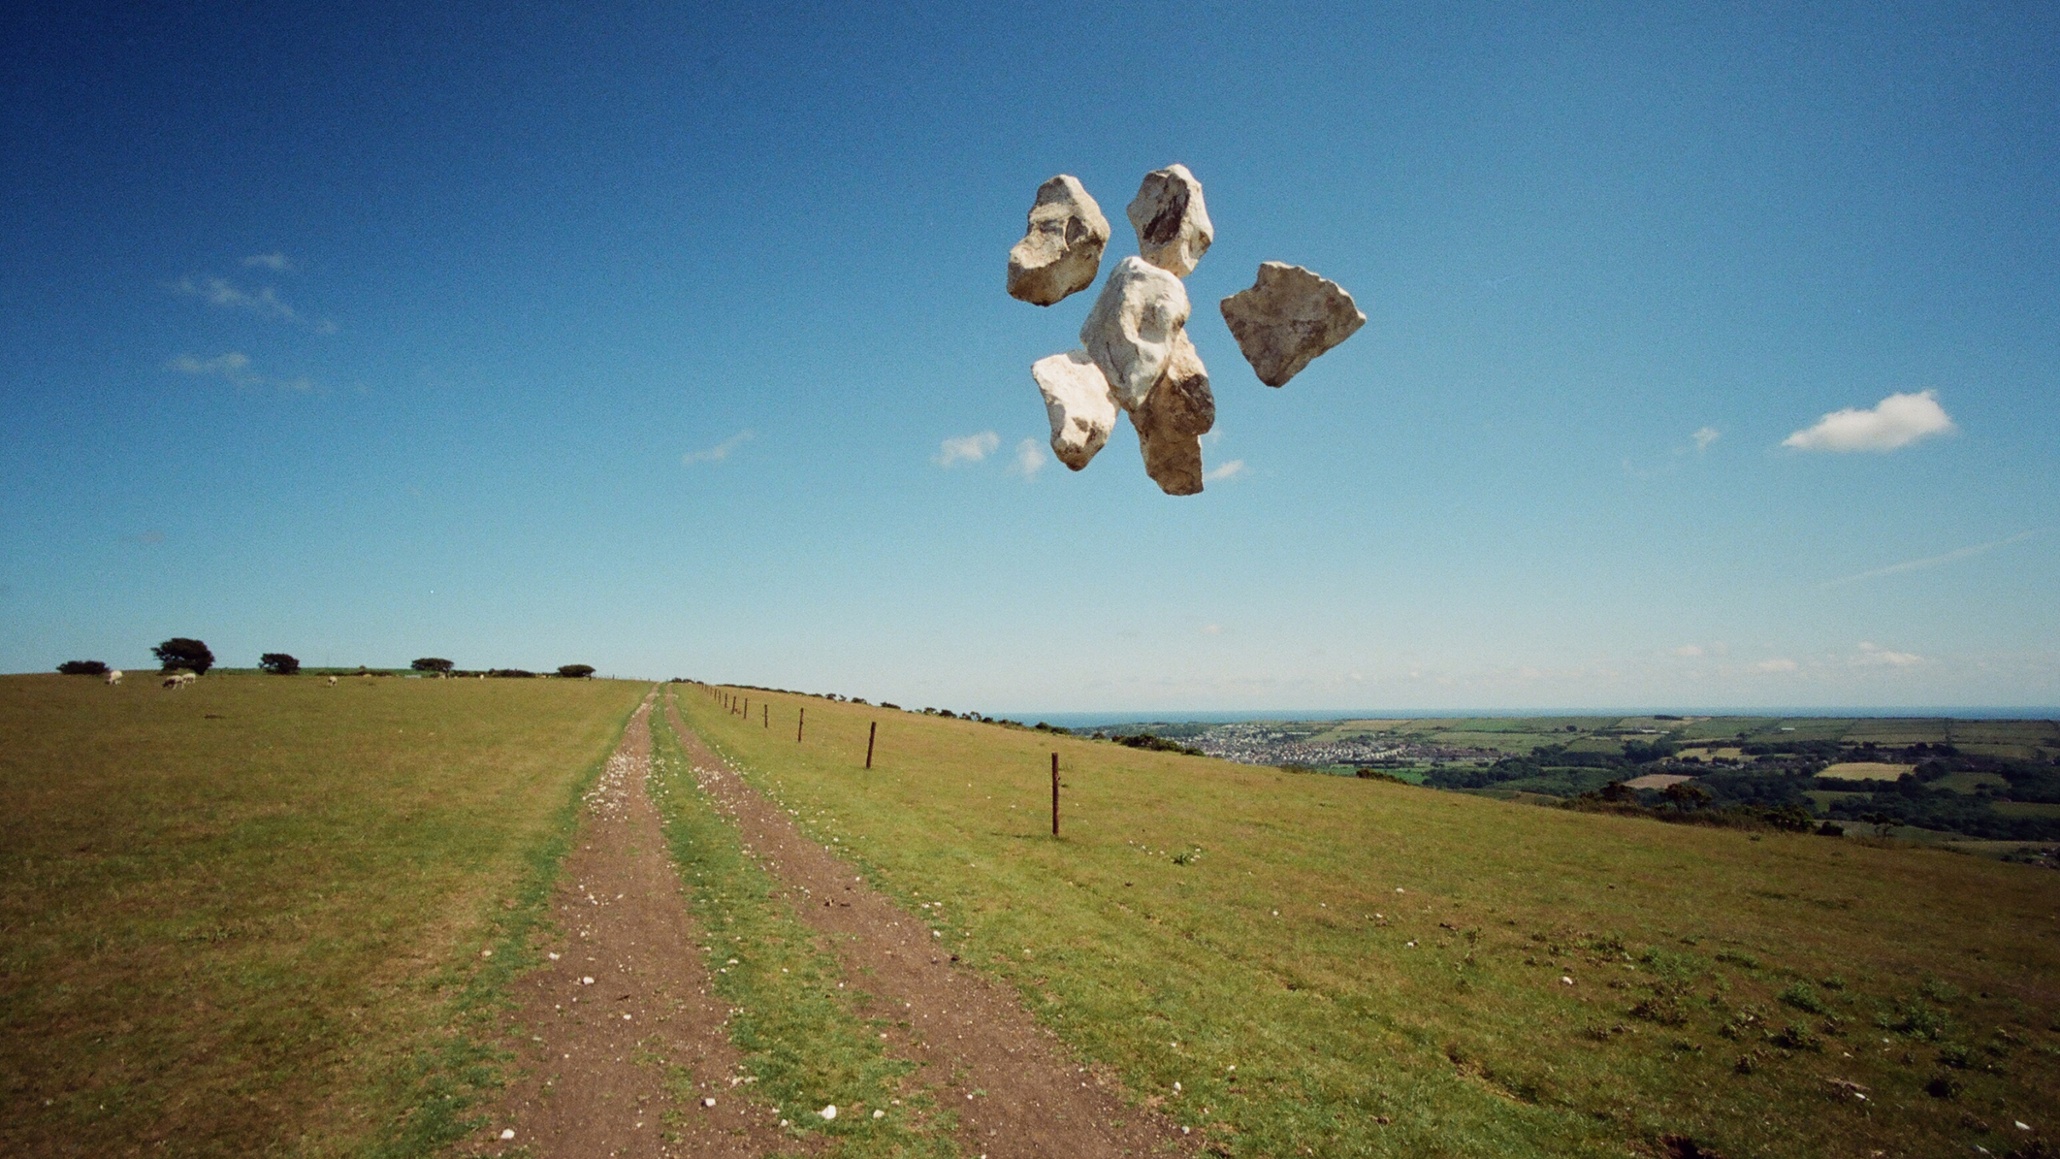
<box><xmin>480</xmin><ymin>690</ymin><xmax>788</xmax><ymax>1158</ymax></box>
<box><xmin>664</xmin><ymin>697</ymin><xmax>1192</xmax><ymax>1159</ymax></box>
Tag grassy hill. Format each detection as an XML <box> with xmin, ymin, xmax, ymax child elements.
<box><xmin>682</xmin><ymin>686</ymin><xmax>2059</xmax><ymax>1158</ymax></box>
<box><xmin>0</xmin><ymin>672</ymin><xmax>644</xmax><ymax>1157</ymax></box>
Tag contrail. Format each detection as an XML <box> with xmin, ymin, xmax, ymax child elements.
<box><xmin>1820</xmin><ymin>530</ymin><xmax>2037</xmax><ymax>589</ymax></box>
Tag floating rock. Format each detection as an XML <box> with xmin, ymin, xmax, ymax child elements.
<box><xmin>1080</xmin><ymin>257</ymin><xmax>1191</xmax><ymax>410</ymax></box>
<box><xmin>1218</xmin><ymin>262</ymin><xmax>1366</xmax><ymax>386</ymax></box>
<box><xmin>1127</xmin><ymin>164</ymin><xmax>1214</xmax><ymax>277</ymax></box>
<box><xmin>1131</xmin><ymin>331</ymin><xmax>1212</xmax><ymax>496</ymax></box>
<box><xmin>1007</xmin><ymin>175</ymin><xmax>1110</xmax><ymax>306</ymax></box>
<box><xmin>1032</xmin><ymin>350</ymin><xmax>1118</xmax><ymax>470</ymax></box>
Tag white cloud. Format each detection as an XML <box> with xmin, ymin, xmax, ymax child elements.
<box><xmin>934</xmin><ymin>431</ymin><xmax>999</xmax><ymax>467</ymax></box>
<box><xmin>1691</xmin><ymin>426</ymin><xmax>1720</xmax><ymax>452</ymax></box>
<box><xmin>1204</xmin><ymin>459</ymin><xmax>1246</xmax><ymax>483</ymax></box>
<box><xmin>1008</xmin><ymin>438</ymin><xmax>1048</xmax><ymax>478</ymax></box>
<box><xmin>168</xmin><ymin>352</ymin><xmax>251</xmax><ymax>378</ymax></box>
<box><xmin>1201</xmin><ymin>623</ymin><xmax>1223</xmax><ymax>635</ymax></box>
<box><xmin>242</xmin><ymin>252</ymin><xmax>294</xmax><ymax>272</ymax></box>
<box><xmin>1753</xmin><ymin>658</ymin><xmax>1799</xmax><ymax>673</ymax></box>
<box><xmin>1670</xmin><ymin>644</ymin><xmax>1705</xmax><ymax>658</ymax></box>
<box><xmin>1782</xmin><ymin>390</ymin><xmax>1955</xmax><ymax>452</ymax></box>
<box><xmin>167</xmin><ymin>351</ymin><xmax>317</xmax><ymax>393</ymax></box>
<box><xmin>682</xmin><ymin>429</ymin><xmax>754</xmax><ymax>466</ymax></box>
<box><xmin>1820</xmin><ymin>530</ymin><xmax>2036</xmax><ymax>589</ymax></box>
<box><xmin>1854</xmin><ymin>642</ymin><xmax>1923</xmax><ymax>668</ymax></box>
<box><xmin>169</xmin><ymin>273</ymin><xmax>334</xmax><ymax>332</ymax></box>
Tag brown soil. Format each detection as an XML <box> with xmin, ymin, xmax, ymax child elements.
<box><xmin>476</xmin><ymin>691</ymin><xmax>791</xmax><ymax>1157</ymax></box>
<box><xmin>664</xmin><ymin>697</ymin><xmax>1193</xmax><ymax>1159</ymax></box>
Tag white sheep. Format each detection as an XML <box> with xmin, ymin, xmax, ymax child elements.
<box><xmin>327</xmin><ymin>675</ymin><xmax>338</xmax><ymax>687</ymax></box>
<box><xmin>106</xmin><ymin>669</ymin><xmax>123</xmax><ymax>685</ymax></box>
<box><xmin>162</xmin><ymin>671</ymin><xmax>195</xmax><ymax>689</ymax></box>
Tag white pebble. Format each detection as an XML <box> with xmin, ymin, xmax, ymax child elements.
<box><xmin>873</xmin><ymin>1109</ymin><xmax>885</xmax><ymax>1119</ymax></box>
<box><xmin>1561</xmin><ymin>976</ymin><xmax>1575</xmax><ymax>986</ymax></box>
<box><xmin>499</xmin><ymin>1128</ymin><xmax>516</xmax><ymax>1140</ymax></box>
<box><xmin>581</xmin><ymin>976</ymin><xmax>594</xmax><ymax>985</ymax></box>
<box><xmin>703</xmin><ymin>1097</ymin><xmax>716</xmax><ymax>1108</ymax></box>
<box><xmin>820</xmin><ymin>1104</ymin><xmax>837</xmax><ymax>1120</ymax></box>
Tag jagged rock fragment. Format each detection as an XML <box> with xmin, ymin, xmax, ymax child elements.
<box><xmin>1031</xmin><ymin>349</ymin><xmax>1118</xmax><ymax>470</ymax></box>
<box><xmin>1218</xmin><ymin>261</ymin><xmax>1366</xmax><ymax>386</ymax></box>
<box><xmin>1131</xmin><ymin>330</ymin><xmax>1213</xmax><ymax>495</ymax></box>
<box><xmin>1006</xmin><ymin>175</ymin><xmax>1110</xmax><ymax>306</ymax></box>
<box><xmin>1080</xmin><ymin>256</ymin><xmax>1191</xmax><ymax>410</ymax></box>
<box><xmin>1126</xmin><ymin>164</ymin><xmax>1214</xmax><ymax>277</ymax></box>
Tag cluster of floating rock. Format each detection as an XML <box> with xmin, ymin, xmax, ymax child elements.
<box><xmin>1007</xmin><ymin>165</ymin><xmax>1365</xmax><ymax>494</ymax></box>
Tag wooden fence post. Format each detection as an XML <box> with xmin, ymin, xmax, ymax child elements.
<box><xmin>866</xmin><ymin>721</ymin><xmax>877</xmax><ymax>769</ymax></box>
<box><xmin>797</xmin><ymin>707</ymin><xmax>805</xmax><ymax>743</ymax></box>
<box><xmin>1051</xmin><ymin>752</ymin><xmax>1060</xmax><ymax>837</ymax></box>
<box><xmin>762</xmin><ymin>703</ymin><xmax>768</xmax><ymax>728</ymax></box>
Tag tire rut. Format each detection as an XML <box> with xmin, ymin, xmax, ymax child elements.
<box><xmin>664</xmin><ymin>695</ymin><xmax>1193</xmax><ymax>1159</ymax></box>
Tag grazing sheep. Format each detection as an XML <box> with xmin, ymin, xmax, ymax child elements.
<box><xmin>326</xmin><ymin>675</ymin><xmax>338</xmax><ymax>687</ymax></box>
<box><xmin>162</xmin><ymin>672</ymin><xmax>195</xmax><ymax>690</ymax></box>
<box><xmin>106</xmin><ymin>669</ymin><xmax>123</xmax><ymax>685</ymax></box>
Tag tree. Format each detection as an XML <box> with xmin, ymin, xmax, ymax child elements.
<box><xmin>411</xmin><ymin>657</ymin><xmax>455</xmax><ymax>674</ymax></box>
<box><xmin>259</xmin><ymin>653</ymin><xmax>300</xmax><ymax>675</ymax></box>
<box><xmin>557</xmin><ymin>664</ymin><xmax>596</xmax><ymax>679</ymax></box>
<box><xmin>57</xmin><ymin>660</ymin><xmax>109</xmax><ymax>676</ymax></box>
<box><xmin>153</xmin><ymin>637</ymin><xmax>214</xmax><ymax>675</ymax></box>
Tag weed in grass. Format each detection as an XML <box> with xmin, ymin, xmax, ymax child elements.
<box><xmin>1779</xmin><ymin>981</ymin><xmax>1829</xmax><ymax>1014</ymax></box>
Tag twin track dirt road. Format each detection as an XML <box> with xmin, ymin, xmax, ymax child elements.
<box><xmin>474</xmin><ymin>687</ymin><xmax>1192</xmax><ymax>1158</ymax></box>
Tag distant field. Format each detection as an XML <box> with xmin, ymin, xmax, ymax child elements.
<box><xmin>687</xmin><ymin>688</ymin><xmax>2060</xmax><ymax>1159</ymax></box>
<box><xmin>1819</xmin><ymin>762</ymin><xmax>1916</xmax><ymax>781</ymax></box>
<box><xmin>0</xmin><ymin>673</ymin><xmax>643</xmax><ymax>1157</ymax></box>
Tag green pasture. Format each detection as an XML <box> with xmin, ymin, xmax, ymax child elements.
<box><xmin>683</xmin><ymin>686</ymin><xmax>2059</xmax><ymax>1159</ymax></box>
<box><xmin>0</xmin><ymin>672</ymin><xmax>644</xmax><ymax>1157</ymax></box>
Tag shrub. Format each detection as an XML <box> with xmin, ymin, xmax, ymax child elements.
<box><xmin>152</xmin><ymin>638</ymin><xmax>214</xmax><ymax>675</ymax></box>
<box><xmin>56</xmin><ymin>660</ymin><xmax>109</xmax><ymax>676</ymax></box>
<box><xmin>258</xmin><ymin>653</ymin><xmax>300</xmax><ymax>676</ymax></box>
<box><xmin>556</xmin><ymin>664</ymin><xmax>596</xmax><ymax>679</ymax></box>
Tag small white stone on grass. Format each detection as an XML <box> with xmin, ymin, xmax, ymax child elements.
<box><xmin>873</xmin><ymin>1108</ymin><xmax>886</xmax><ymax>1119</ymax></box>
<box><xmin>820</xmin><ymin>1104</ymin><xmax>838</xmax><ymax>1120</ymax></box>
<box><xmin>703</xmin><ymin>1097</ymin><xmax>716</xmax><ymax>1108</ymax></box>
<box><xmin>499</xmin><ymin>1128</ymin><xmax>516</xmax><ymax>1140</ymax></box>
<box><xmin>581</xmin><ymin>976</ymin><xmax>594</xmax><ymax>985</ymax></box>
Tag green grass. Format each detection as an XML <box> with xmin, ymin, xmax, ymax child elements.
<box><xmin>0</xmin><ymin>672</ymin><xmax>645</xmax><ymax>1157</ymax></box>
<box><xmin>646</xmin><ymin>695</ymin><xmax>955</xmax><ymax>1157</ymax></box>
<box><xmin>681</xmin><ymin>686</ymin><xmax>2060</xmax><ymax>1159</ymax></box>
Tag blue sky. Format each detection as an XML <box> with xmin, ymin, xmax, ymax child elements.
<box><xmin>2</xmin><ymin>2</ymin><xmax>2055</xmax><ymax>712</ymax></box>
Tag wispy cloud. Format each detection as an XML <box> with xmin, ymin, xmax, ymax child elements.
<box><xmin>1782</xmin><ymin>390</ymin><xmax>1955</xmax><ymax>452</ymax></box>
<box><xmin>1753</xmin><ymin>658</ymin><xmax>1799</xmax><ymax>673</ymax></box>
<box><xmin>1820</xmin><ymin>530</ymin><xmax>2036</xmax><ymax>589</ymax></box>
<box><xmin>1691</xmin><ymin>426</ymin><xmax>1720</xmax><ymax>452</ymax></box>
<box><xmin>1854</xmin><ymin>642</ymin><xmax>1923</xmax><ymax>668</ymax></box>
<box><xmin>242</xmin><ymin>252</ymin><xmax>294</xmax><ymax>272</ymax></box>
<box><xmin>682</xmin><ymin>429</ymin><xmax>754</xmax><ymax>466</ymax></box>
<box><xmin>169</xmin><ymin>273</ymin><xmax>335</xmax><ymax>332</ymax></box>
<box><xmin>1669</xmin><ymin>644</ymin><xmax>1705</xmax><ymax>658</ymax></box>
<box><xmin>934</xmin><ymin>431</ymin><xmax>999</xmax><ymax>467</ymax></box>
<box><xmin>167</xmin><ymin>351</ymin><xmax>315</xmax><ymax>392</ymax></box>
<box><xmin>1204</xmin><ymin>459</ymin><xmax>1246</xmax><ymax>483</ymax></box>
<box><xmin>168</xmin><ymin>351</ymin><xmax>252</xmax><ymax>378</ymax></box>
<box><xmin>1008</xmin><ymin>437</ymin><xmax>1048</xmax><ymax>478</ymax></box>
<box><xmin>1200</xmin><ymin>623</ymin><xmax>1223</xmax><ymax>635</ymax></box>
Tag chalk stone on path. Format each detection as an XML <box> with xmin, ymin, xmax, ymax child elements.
<box><xmin>1007</xmin><ymin>175</ymin><xmax>1110</xmax><ymax>306</ymax></box>
<box><xmin>1032</xmin><ymin>349</ymin><xmax>1119</xmax><ymax>471</ymax></box>
<box><xmin>1080</xmin><ymin>256</ymin><xmax>1191</xmax><ymax>411</ymax></box>
<box><xmin>1218</xmin><ymin>261</ymin><xmax>1366</xmax><ymax>387</ymax></box>
<box><xmin>1126</xmin><ymin>163</ymin><xmax>1214</xmax><ymax>277</ymax></box>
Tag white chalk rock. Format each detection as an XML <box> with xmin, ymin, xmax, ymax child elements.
<box><xmin>1218</xmin><ymin>262</ymin><xmax>1366</xmax><ymax>387</ymax></box>
<box><xmin>1032</xmin><ymin>350</ymin><xmax>1118</xmax><ymax>471</ymax></box>
<box><xmin>1131</xmin><ymin>331</ymin><xmax>1212</xmax><ymax>496</ymax></box>
<box><xmin>1007</xmin><ymin>175</ymin><xmax>1110</xmax><ymax>306</ymax></box>
<box><xmin>1080</xmin><ymin>257</ymin><xmax>1191</xmax><ymax>410</ymax></box>
<box><xmin>1126</xmin><ymin>164</ymin><xmax>1214</xmax><ymax>277</ymax></box>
